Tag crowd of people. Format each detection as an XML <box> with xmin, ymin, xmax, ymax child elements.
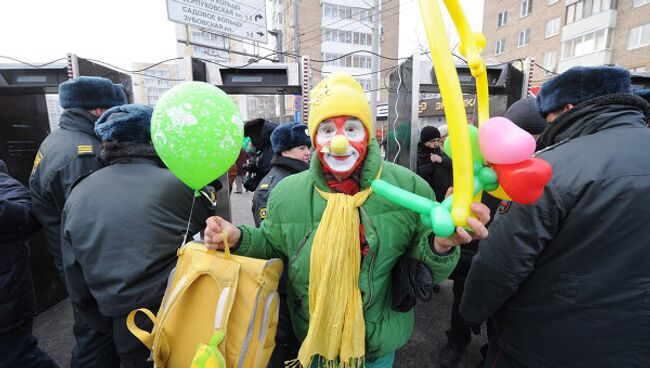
<box><xmin>1</xmin><ymin>65</ymin><xmax>649</xmax><ymax>368</ymax></box>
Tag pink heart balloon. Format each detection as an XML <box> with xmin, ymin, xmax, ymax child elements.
<box><xmin>479</xmin><ymin>117</ymin><xmax>537</xmax><ymax>164</ymax></box>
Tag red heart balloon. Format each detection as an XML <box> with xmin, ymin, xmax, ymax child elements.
<box><xmin>493</xmin><ymin>158</ymin><xmax>553</xmax><ymax>204</ymax></box>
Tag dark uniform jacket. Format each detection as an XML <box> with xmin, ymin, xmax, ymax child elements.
<box><xmin>29</xmin><ymin>109</ymin><xmax>103</xmax><ymax>274</ymax></box>
<box><xmin>461</xmin><ymin>95</ymin><xmax>650</xmax><ymax>368</ymax></box>
<box><xmin>0</xmin><ymin>162</ymin><xmax>40</xmax><ymax>333</ymax></box>
<box><xmin>60</xmin><ymin>151</ymin><xmax>211</xmax><ymax>319</ymax></box>
<box><xmin>416</xmin><ymin>144</ymin><xmax>452</xmax><ymax>202</ymax></box>
<box><xmin>252</xmin><ymin>155</ymin><xmax>309</xmax><ymax>227</ymax></box>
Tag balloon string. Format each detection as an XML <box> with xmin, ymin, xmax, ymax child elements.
<box><xmin>181</xmin><ymin>194</ymin><xmax>197</xmax><ymax>247</ymax></box>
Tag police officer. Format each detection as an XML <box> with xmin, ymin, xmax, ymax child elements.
<box><xmin>29</xmin><ymin>76</ymin><xmax>127</xmax><ymax>367</ymax></box>
<box><xmin>252</xmin><ymin>123</ymin><xmax>311</xmax><ymax>227</ymax></box>
<box><xmin>60</xmin><ymin>104</ymin><xmax>212</xmax><ymax>367</ymax></box>
<box><xmin>251</xmin><ymin>123</ymin><xmax>310</xmax><ymax>368</ymax></box>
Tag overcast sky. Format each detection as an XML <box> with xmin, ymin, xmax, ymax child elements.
<box><xmin>0</xmin><ymin>0</ymin><xmax>483</xmax><ymax>70</ymax></box>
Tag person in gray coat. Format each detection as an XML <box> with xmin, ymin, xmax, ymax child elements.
<box><xmin>461</xmin><ymin>66</ymin><xmax>650</xmax><ymax>368</ymax></box>
<box><xmin>61</xmin><ymin>104</ymin><xmax>212</xmax><ymax>367</ymax></box>
<box><xmin>29</xmin><ymin>76</ymin><xmax>127</xmax><ymax>367</ymax></box>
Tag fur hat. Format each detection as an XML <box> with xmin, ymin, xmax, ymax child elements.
<box><xmin>308</xmin><ymin>73</ymin><xmax>373</xmax><ymax>143</ymax></box>
<box><xmin>634</xmin><ymin>88</ymin><xmax>650</xmax><ymax>103</ymax></box>
<box><xmin>420</xmin><ymin>126</ymin><xmax>440</xmax><ymax>143</ymax></box>
<box><xmin>536</xmin><ymin>66</ymin><xmax>631</xmax><ymax>118</ymax></box>
<box><xmin>59</xmin><ymin>76</ymin><xmax>128</xmax><ymax>110</ymax></box>
<box><xmin>505</xmin><ymin>98</ymin><xmax>547</xmax><ymax>135</ymax></box>
<box><xmin>94</xmin><ymin>104</ymin><xmax>153</xmax><ymax>143</ymax></box>
<box><xmin>270</xmin><ymin>123</ymin><xmax>311</xmax><ymax>154</ymax></box>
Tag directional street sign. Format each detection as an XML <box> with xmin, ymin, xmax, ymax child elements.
<box><xmin>166</xmin><ymin>0</ymin><xmax>268</xmax><ymax>43</ymax></box>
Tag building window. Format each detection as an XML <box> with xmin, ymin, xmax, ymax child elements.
<box><xmin>520</xmin><ymin>0</ymin><xmax>533</xmax><ymax>17</ymax></box>
<box><xmin>321</xmin><ymin>52</ymin><xmax>372</xmax><ymax>68</ymax></box>
<box><xmin>566</xmin><ymin>0</ymin><xmax>617</xmax><ymax>25</ymax></box>
<box><xmin>497</xmin><ymin>11</ymin><xmax>508</xmax><ymax>27</ymax></box>
<box><xmin>548</xmin><ymin>0</ymin><xmax>559</xmax><ymax>4</ymax></box>
<box><xmin>322</xmin><ymin>3</ymin><xmax>372</xmax><ymax>21</ymax></box>
<box><xmin>545</xmin><ymin>17</ymin><xmax>561</xmax><ymax>38</ymax></box>
<box><xmin>634</xmin><ymin>0</ymin><xmax>650</xmax><ymax>7</ymax></box>
<box><xmin>495</xmin><ymin>38</ymin><xmax>506</xmax><ymax>55</ymax></box>
<box><xmin>628</xmin><ymin>23</ymin><xmax>650</xmax><ymax>49</ymax></box>
<box><xmin>517</xmin><ymin>29</ymin><xmax>531</xmax><ymax>47</ymax></box>
<box><xmin>356</xmin><ymin>78</ymin><xmax>371</xmax><ymax>91</ymax></box>
<box><xmin>562</xmin><ymin>28</ymin><xmax>613</xmax><ymax>59</ymax></box>
<box><xmin>542</xmin><ymin>51</ymin><xmax>557</xmax><ymax>72</ymax></box>
<box><xmin>323</xmin><ymin>28</ymin><xmax>372</xmax><ymax>46</ymax></box>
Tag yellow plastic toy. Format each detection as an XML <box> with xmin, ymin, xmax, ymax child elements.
<box><xmin>190</xmin><ymin>331</ymin><xmax>226</xmax><ymax>368</ymax></box>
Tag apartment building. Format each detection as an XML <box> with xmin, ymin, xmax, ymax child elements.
<box><xmin>272</xmin><ymin>0</ymin><xmax>400</xmax><ymax>103</ymax></box>
<box><xmin>482</xmin><ymin>0</ymin><xmax>650</xmax><ymax>86</ymax></box>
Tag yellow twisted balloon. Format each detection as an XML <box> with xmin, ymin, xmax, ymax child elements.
<box><xmin>419</xmin><ymin>0</ymin><xmax>489</xmax><ymax>226</ymax></box>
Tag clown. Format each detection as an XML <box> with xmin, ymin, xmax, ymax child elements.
<box><xmin>204</xmin><ymin>73</ymin><xmax>490</xmax><ymax>368</ymax></box>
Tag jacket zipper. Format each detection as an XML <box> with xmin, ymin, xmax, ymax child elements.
<box><xmin>360</xmin><ymin>207</ymin><xmax>379</xmax><ymax>312</ymax></box>
<box><xmin>288</xmin><ymin>230</ymin><xmax>312</xmax><ymax>266</ymax></box>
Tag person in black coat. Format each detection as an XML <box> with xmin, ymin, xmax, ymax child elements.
<box><xmin>416</xmin><ymin>126</ymin><xmax>453</xmax><ymax>202</ymax></box>
<box><xmin>436</xmin><ymin>98</ymin><xmax>547</xmax><ymax>368</ymax></box>
<box><xmin>243</xmin><ymin>118</ymin><xmax>278</xmax><ymax>191</ymax></box>
<box><xmin>0</xmin><ymin>159</ymin><xmax>58</xmax><ymax>367</ymax></box>
<box><xmin>61</xmin><ymin>104</ymin><xmax>212</xmax><ymax>367</ymax></box>
<box><xmin>462</xmin><ymin>66</ymin><xmax>650</xmax><ymax>368</ymax></box>
<box><xmin>252</xmin><ymin>123</ymin><xmax>311</xmax><ymax>368</ymax></box>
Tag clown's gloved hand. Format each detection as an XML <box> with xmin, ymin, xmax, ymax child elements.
<box><xmin>190</xmin><ymin>331</ymin><xmax>226</xmax><ymax>368</ymax></box>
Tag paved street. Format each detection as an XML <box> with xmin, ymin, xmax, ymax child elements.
<box><xmin>33</xmin><ymin>190</ymin><xmax>487</xmax><ymax>367</ymax></box>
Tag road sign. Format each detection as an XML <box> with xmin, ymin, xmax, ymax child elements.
<box><xmin>166</xmin><ymin>0</ymin><xmax>268</xmax><ymax>43</ymax></box>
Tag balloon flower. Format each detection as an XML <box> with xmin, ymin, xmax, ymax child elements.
<box><xmin>371</xmin><ymin>0</ymin><xmax>552</xmax><ymax>237</ymax></box>
<box><xmin>151</xmin><ymin>82</ymin><xmax>244</xmax><ymax>192</ymax></box>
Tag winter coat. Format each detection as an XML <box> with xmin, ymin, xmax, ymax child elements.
<box><xmin>252</xmin><ymin>155</ymin><xmax>310</xmax><ymax>227</ymax></box>
<box><xmin>29</xmin><ymin>108</ymin><xmax>104</xmax><ymax>274</ymax></box>
<box><xmin>416</xmin><ymin>143</ymin><xmax>452</xmax><ymax>202</ymax></box>
<box><xmin>60</xmin><ymin>146</ymin><xmax>211</xmax><ymax>319</ymax></box>
<box><xmin>0</xmin><ymin>162</ymin><xmax>40</xmax><ymax>333</ymax></box>
<box><xmin>234</xmin><ymin>141</ymin><xmax>460</xmax><ymax>361</ymax></box>
<box><xmin>461</xmin><ymin>94</ymin><xmax>650</xmax><ymax>368</ymax></box>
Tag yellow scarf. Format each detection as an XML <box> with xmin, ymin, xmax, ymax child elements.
<box><xmin>287</xmin><ymin>183</ymin><xmax>375</xmax><ymax>368</ymax></box>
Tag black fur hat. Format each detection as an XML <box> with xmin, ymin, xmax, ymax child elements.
<box><xmin>536</xmin><ymin>66</ymin><xmax>631</xmax><ymax>118</ymax></box>
<box><xmin>270</xmin><ymin>123</ymin><xmax>311</xmax><ymax>154</ymax></box>
<box><xmin>94</xmin><ymin>104</ymin><xmax>153</xmax><ymax>143</ymax></box>
<box><xmin>59</xmin><ymin>76</ymin><xmax>128</xmax><ymax>109</ymax></box>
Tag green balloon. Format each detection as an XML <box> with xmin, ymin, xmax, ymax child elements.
<box><xmin>151</xmin><ymin>82</ymin><xmax>244</xmax><ymax>190</ymax></box>
<box><xmin>442</xmin><ymin>125</ymin><xmax>484</xmax><ymax>163</ymax></box>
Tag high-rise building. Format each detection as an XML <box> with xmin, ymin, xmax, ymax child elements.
<box><xmin>482</xmin><ymin>0</ymin><xmax>650</xmax><ymax>86</ymax></box>
<box><xmin>131</xmin><ymin>62</ymin><xmax>181</xmax><ymax>107</ymax></box>
<box><xmin>273</xmin><ymin>0</ymin><xmax>400</xmax><ymax>107</ymax></box>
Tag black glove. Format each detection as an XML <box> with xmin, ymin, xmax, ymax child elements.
<box><xmin>391</xmin><ymin>256</ymin><xmax>434</xmax><ymax>312</ymax></box>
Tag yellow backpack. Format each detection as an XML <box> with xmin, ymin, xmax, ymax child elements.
<box><xmin>127</xmin><ymin>240</ymin><xmax>283</xmax><ymax>368</ymax></box>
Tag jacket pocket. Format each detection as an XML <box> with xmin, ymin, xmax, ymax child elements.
<box><xmin>554</xmin><ymin>273</ymin><xmax>581</xmax><ymax>303</ymax></box>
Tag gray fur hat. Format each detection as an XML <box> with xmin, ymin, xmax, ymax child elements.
<box><xmin>536</xmin><ymin>66</ymin><xmax>631</xmax><ymax>118</ymax></box>
<box><xmin>95</xmin><ymin>104</ymin><xmax>153</xmax><ymax>143</ymax></box>
<box><xmin>59</xmin><ymin>76</ymin><xmax>128</xmax><ymax>110</ymax></box>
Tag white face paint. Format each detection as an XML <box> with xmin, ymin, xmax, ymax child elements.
<box><xmin>316</xmin><ymin>119</ymin><xmax>365</xmax><ymax>174</ymax></box>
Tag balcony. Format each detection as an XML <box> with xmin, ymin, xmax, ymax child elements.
<box><xmin>562</xmin><ymin>9</ymin><xmax>617</xmax><ymax>41</ymax></box>
<box><xmin>558</xmin><ymin>49</ymin><xmax>613</xmax><ymax>72</ymax></box>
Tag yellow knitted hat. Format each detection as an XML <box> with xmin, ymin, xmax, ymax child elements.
<box><xmin>307</xmin><ymin>73</ymin><xmax>373</xmax><ymax>143</ymax></box>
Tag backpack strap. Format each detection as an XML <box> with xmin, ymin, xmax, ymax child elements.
<box><xmin>155</xmin><ymin>235</ymin><xmax>240</xmax><ymax>358</ymax></box>
<box><xmin>126</xmin><ymin>308</ymin><xmax>158</xmax><ymax>350</ymax></box>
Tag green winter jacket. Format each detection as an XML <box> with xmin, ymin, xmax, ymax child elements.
<box><xmin>235</xmin><ymin>141</ymin><xmax>459</xmax><ymax>361</ymax></box>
